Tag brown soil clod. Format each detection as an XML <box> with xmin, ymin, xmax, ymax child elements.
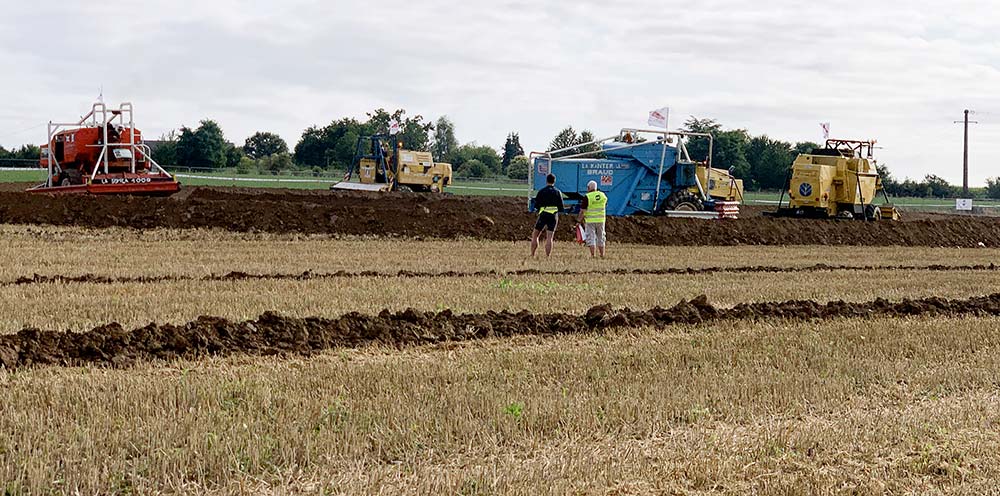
<box><xmin>6</xmin><ymin>293</ymin><xmax>1000</xmax><ymax>370</ymax></box>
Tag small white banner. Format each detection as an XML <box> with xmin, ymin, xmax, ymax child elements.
<box><xmin>820</xmin><ymin>122</ymin><xmax>830</xmax><ymax>140</ymax></box>
<box><xmin>956</xmin><ymin>198</ymin><xmax>973</xmax><ymax>211</ymax></box>
<box><xmin>648</xmin><ymin>107</ymin><xmax>670</xmax><ymax>129</ymax></box>
<box><xmin>388</xmin><ymin>119</ymin><xmax>400</xmax><ymax>135</ymax></box>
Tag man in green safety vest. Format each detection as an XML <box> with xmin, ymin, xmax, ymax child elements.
<box><xmin>531</xmin><ymin>173</ymin><xmax>565</xmax><ymax>257</ymax></box>
<box><xmin>576</xmin><ymin>180</ymin><xmax>608</xmax><ymax>258</ymax></box>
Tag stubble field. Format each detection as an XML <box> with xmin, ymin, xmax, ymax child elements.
<box><xmin>2</xmin><ymin>215</ymin><xmax>1000</xmax><ymax>493</ymax></box>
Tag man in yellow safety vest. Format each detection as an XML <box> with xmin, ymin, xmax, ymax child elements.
<box><xmin>576</xmin><ymin>180</ymin><xmax>608</xmax><ymax>258</ymax></box>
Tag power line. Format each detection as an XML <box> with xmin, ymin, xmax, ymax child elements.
<box><xmin>0</xmin><ymin>122</ymin><xmax>46</xmax><ymax>141</ymax></box>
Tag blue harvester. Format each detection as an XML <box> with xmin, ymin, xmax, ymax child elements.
<box><xmin>530</xmin><ymin>129</ymin><xmax>742</xmax><ymax>218</ymax></box>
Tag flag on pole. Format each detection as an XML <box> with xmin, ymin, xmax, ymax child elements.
<box><xmin>388</xmin><ymin>119</ymin><xmax>400</xmax><ymax>135</ymax></box>
<box><xmin>820</xmin><ymin>122</ymin><xmax>830</xmax><ymax>140</ymax></box>
<box><xmin>648</xmin><ymin>107</ymin><xmax>670</xmax><ymax>129</ymax></box>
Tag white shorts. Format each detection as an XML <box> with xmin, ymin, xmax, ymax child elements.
<box><xmin>584</xmin><ymin>222</ymin><xmax>606</xmax><ymax>247</ymax></box>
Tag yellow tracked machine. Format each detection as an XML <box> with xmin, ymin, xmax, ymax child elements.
<box><xmin>332</xmin><ymin>134</ymin><xmax>452</xmax><ymax>193</ymax></box>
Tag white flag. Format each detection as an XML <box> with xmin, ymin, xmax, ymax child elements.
<box><xmin>820</xmin><ymin>122</ymin><xmax>830</xmax><ymax>140</ymax></box>
<box><xmin>388</xmin><ymin>119</ymin><xmax>400</xmax><ymax>136</ymax></box>
<box><xmin>648</xmin><ymin>107</ymin><xmax>670</xmax><ymax>129</ymax></box>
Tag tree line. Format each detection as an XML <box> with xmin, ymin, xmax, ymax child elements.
<box><xmin>0</xmin><ymin>144</ymin><xmax>41</xmax><ymax>161</ymax></box>
<box><xmin>5</xmin><ymin>111</ymin><xmax>999</xmax><ymax>198</ymax></box>
<box><xmin>147</xmin><ymin>108</ymin><xmax>531</xmax><ymax>180</ymax></box>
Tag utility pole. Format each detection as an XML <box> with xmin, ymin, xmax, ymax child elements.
<box><xmin>955</xmin><ymin>109</ymin><xmax>978</xmax><ymax>196</ymax></box>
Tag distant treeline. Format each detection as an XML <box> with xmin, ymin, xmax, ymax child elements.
<box><xmin>5</xmin><ymin>112</ymin><xmax>998</xmax><ymax>198</ymax></box>
<box><xmin>0</xmin><ymin>144</ymin><xmax>41</xmax><ymax>161</ymax></box>
<box><xmin>146</xmin><ymin>109</ymin><xmax>530</xmax><ymax>180</ymax></box>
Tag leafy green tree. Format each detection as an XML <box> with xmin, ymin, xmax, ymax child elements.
<box><xmin>923</xmin><ymin>174</ymin><xmax>958</xmax><ymax>198</ymax></box>
<box><xmin>794</xmin><ymin>141</ymin><xmax>820</xmax><ymax>155</ymax></box>
<box><xmin>682</xmin><ymin>117</ymin><xmax>723</xmax><ymax>163</ymax></box>
<box><xmin>0</xmin><ymin>145</ymin><xmax>8</xmax><ymax>159</ymax></box>
<box><xmin>260</xmin><ymin>152</ymin><xmax>295</xmax><ymax>174</ymax></box>
<box><xmin>243</xmin><ymin>131</ymin><xmax>288</xmax><ymax>159</ymax></box>
<box><xmin>507</xmin><ymin>155</ymin><xmax>529</xmax><ymax>180</ymax></box>
<box><xmin>175</xmin><ymin>127</ymin><xmax>197</xmax><ymax>166</ymax></box>
<box><xmin>986</xmin><ymin>177</ymin><xmax>1000</xmax><ymax>200</ymax></box>
<box><xmin>576</xmin><ymin>130</ymin><xmax>600</xmax><ymax>155</ymax></box>
<box><xmin>448</xmin><ymin>143</ymin><xmax>501</xmax><ymax>173</ymax></box>
<box><xmin>457</xmin><ymin>158</ymin><xmax>490</xmax><ymax>178</ymax></box>
<box><xmin>547</xmin><ymin>127</ymin><xmax>599</xmax><ymax>157</ymax></box>
<box><xmin>236</xmin><ymin>155</ymin><xmax>256</xmax><ymax>174</ymax></box>
<box><xmin>548</xmin><ymin>126</ymin><xmax>578</xmax><ymax>156</ymax></box>
<box><xmin>877</xmin><ymin>164</ymin><xmax>900</xmax><ymax>196</ymax></box>
<box><xmin>746</xmin><ymin>135</ymin><xmax>793</xmax><ymax>189</ymax></box>
<box><xmin>501</xmin><ymin>132</ymin><xmax>525</xmax><ymax>174</ymax></box>
<box><xmin>432</xmin><ymin>116</ymin><xmax>458</xmax><ymax>162</ymax></box>
<box><xmin>293</xmin><ymin>125</ymin><xmax>328</xmax><ymax>167</ymax></box>
<box><xmin>151</xmin><ymin>131</ymin><xmax>178</xmax><ymax>166</ymax></box>
<box><xmin>320</xmin><ymin>118</ymin><xmax>369</xmax><ymax>169</ymax></box>
<box><xmin>293</xmin><ymin>118</ymin><xmax>371</xmax><ymax>169</ymax></box>
<box><xmin>224</xmin><ymin>143</ymin><xmax>244</xmax><ymax>168</ymax></box>
<box><xmin>367</xmin><ymin>108</ymin><xmax>433</xmax><ymax>151</ymax></box>
<box><xmin>176</xmin><ymin>120</ymin><xmax>227</xmax><ymax>168</ymax></box>
<box><xmin>712</xmin><ymin>130</ymin><xmax>751</xmax><ymax>182</ymax></box>
<box><xmin>8</xmin><ymin>144</ymin><xmax>40</xmax><ymax>160</ymax></box>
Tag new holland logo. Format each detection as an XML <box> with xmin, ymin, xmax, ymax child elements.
<box><xmin>799</xmin><ymin>183</ymin><xmax>813</xmax><ymax>197</ymax></box>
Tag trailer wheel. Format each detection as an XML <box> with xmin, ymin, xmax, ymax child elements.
<box><xmin>660</xmin><ymin>190</ymin><xmax>704</xmax><ymax>213</ymax></box>
<box><xmin>864</xmin><ymin>204</ymin><xmax>881</xmax><ymax>221</ymax></box>
<box><xmin>58</xmin><ymin>170</ymin><xmax>83</xmax><ymax>186</ymax></box>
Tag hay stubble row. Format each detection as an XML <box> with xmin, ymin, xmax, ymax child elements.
<box><xmin>4</xmin><ymin>223</ymin><xmax>1000</xmax><ymax>494</ymax></box>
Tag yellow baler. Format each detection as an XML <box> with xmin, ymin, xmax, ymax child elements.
<box><xmin>775</xmin><ymin>139</ymin><xmax>898</xmax><ymax>220</ymax></box>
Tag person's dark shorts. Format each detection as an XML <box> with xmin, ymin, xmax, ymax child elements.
<box><xmin>534</xmin><ymin>212</ymin><xmax>558</xmax><ymax>232</ymax></box>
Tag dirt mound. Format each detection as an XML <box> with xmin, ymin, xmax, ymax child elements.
<box><xmin>4</xmin><ymin>293</ymin><xmax>1000</xmax><ymax>369</ymax></box>
<box><xmin>6</xmin><ymin>263</ymin><xmax>999</xmax><ymax>288</ymax></box>
<box><xmin>1</xmin><ymin>186</ymin><xmax>999</xmax><ymax>246</ymax></box>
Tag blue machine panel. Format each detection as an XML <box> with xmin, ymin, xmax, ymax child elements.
<box><xmin>531</xmin><ymin>140</ymin><xmax>696</xmax><ymax>216</ymax></box>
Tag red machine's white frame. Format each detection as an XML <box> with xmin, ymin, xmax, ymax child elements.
<box><xmin>40</xmin><ymin>102</ymin><xmax>172</xmax><ymax>187</ymax></box>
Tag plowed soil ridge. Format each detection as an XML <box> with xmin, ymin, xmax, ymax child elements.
<box><xmin>4</xmin><ymin>293</ymin><xmax>1000</xmax><ymax>369</ymax></box>
<box><xmin>2</xmin><ymin>187</ymin><xmax>1000</xmax><ymax>246</ymax></box>
<box><xmin>8</xmin><ymin>263</ymin><xmax>1000</xmax><ymax>288</ymax></box>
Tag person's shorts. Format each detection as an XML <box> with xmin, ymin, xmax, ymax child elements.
<box><xmin>584</xmin><ymin>222</ymin><xmax>606</xmax><ymax>247</ymax></box>
<box><xmin>534</xmin><ymin>212</ymin><xmax>558</xmax><ymax>232</ymax></box>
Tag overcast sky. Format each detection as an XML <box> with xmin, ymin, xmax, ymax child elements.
<box><xmin>2</xmin><ymin>0</ymin><xmax>999</xmax><ymax>184</ymax></box>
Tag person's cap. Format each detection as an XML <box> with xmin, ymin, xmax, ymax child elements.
<box><xmin>587</xmin><ymin>180</ymin><xmax>597</xmax><ymax>190</ymax></box>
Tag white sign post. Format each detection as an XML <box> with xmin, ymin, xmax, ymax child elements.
<box><xmin>388</xmin><ymin>119</ymin><xmax>400</xmax><ymax>136</ymax></box>
<box><xmin>956</xmin><ymin>198</ymin><xmax>973</xmax><ymax>211</ymax></box>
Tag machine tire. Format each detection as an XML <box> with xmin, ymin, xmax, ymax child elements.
<box><xmin>396</xmin><ymin>184</ymin><xmax>413</xmax><ymax>193</ymax></box>
<box><xmin>864</xmin><ymin>204</ymin><xmax>881</xmax><ymax>221</ymax></box>
<box><xmin>660</xmin><ymin>190</ymin><xmax>704</xmax><ymax>213</ymax></box>
<box><xmin>58</xmin><ymin>170</ymin><xmax>83</xmax><ymax>186</ymax></box>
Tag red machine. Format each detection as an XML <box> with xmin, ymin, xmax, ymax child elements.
<box><xmin>27</xmin><ymin>102</ymin><xmax>180</xmax><ymax>195</ymax></box>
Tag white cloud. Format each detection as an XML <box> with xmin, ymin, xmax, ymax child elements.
<box><xmin>2</xmin><ymin>0</ymin><xmax>999</xmax><ymax>184</ymax></box>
